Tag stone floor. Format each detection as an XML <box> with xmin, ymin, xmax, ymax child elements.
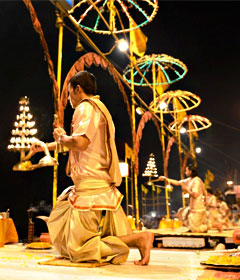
<box><xmin>0</xmin><ymin>243</ymin><xmax>239</xmax><ymax>280</ymax></box>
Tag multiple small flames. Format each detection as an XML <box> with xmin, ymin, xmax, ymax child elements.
<box><xmin>7</xmin><ymin>96</ymin><xmax>58</xmax><ymax>171</ymax></box>
<box><xmin>7</xmin><ymin>96</ymin><xmax>38</xmax><ymax>151</ymax></box>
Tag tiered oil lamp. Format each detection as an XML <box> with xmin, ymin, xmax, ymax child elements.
<box><xmin>7</xmin><ymin>96</ymin><xmax>59</xmax><ymax>171</ymax></box>
<box><xmin>142</xmin><ymin>153</ymin><xmax>158</xmax><ymax>184</ymax></box>
<box><xmin>7</xmin><ymin>96</ymin><xmax>38</xmax><ymax>169</ymax></box>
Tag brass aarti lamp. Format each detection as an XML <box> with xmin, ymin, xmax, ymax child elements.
<box><xmin>8</xmin><ymin>96</ymin><xmax>58</xmax><ymax>171</ymax></box>
<box><xmin>142</xmin><ymin>153</ymin><xmax>159</xmax><ymax>185</ymax></box>
<box><xmin>7</xmin><ymin>96</ymin><xmax>37</xmax><ymax>159</ymax></box>
<box><xmin>12</xmin><ymin>140</ymin><xmax>58</xmax><ymax>171</ymax></box>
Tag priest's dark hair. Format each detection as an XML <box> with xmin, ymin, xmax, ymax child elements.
<box><xmin>187</xmin><ymin>163</ymin><xmax>198</xmax><ymax>178</ymax></box>
<box><xmin>69</xmin><ymin>70</ymin><xmax>97</xmax><ymax>96</ymax></box>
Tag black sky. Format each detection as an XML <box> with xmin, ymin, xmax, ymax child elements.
<box><xmin>1</xmin><ymin>1</ymin><xmax>240</xmax><ymax>238</ymax></box>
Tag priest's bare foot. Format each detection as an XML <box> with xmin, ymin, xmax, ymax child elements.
<box><xmin>216</xmin><ymin>223</ymin><xmax>223</xmax><ymax>233</ymax></box>
<box><xmin>133</xmin><ymin>231</ymin><xmax>154</xmax><ymax>265</ymax></box>
<box><xmin>119</xmin><ymin>231</ymin><xmax>154</xmax><ymax>265</ymax></box>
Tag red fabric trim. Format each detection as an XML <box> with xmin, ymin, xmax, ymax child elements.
<box><xmin>68</xmin><ymin>193</ymin><xmax>123</xmax><ymax>210</ymax></box>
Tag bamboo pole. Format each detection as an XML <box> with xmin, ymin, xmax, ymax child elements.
<box><xmin>152</xmin><ymin>59</ymin><xmax>169</xmax><ymax>218</ymax></box>
<box><xmin>173</xmin><ymin>100</ymin><xmax>185</xmax><ymax>208</ymax></box>
<box><xmin>125</xmin><ymin>144</ymin><xmax>129</xmax><ymax>216</ymax></box>
<box><xmin>52</xmin><ymin>12</ymin><xmax>63</xmax><ymax>208</ymax></box>
<box><xmin>188</xmin><ymin>121</ymin><xmax>196</xmax><ymax>165</ymax></box>
<box><xmin>130</xmin><ymin>49</ymin><xmax>140</xmax><ymax>227</ymax></box>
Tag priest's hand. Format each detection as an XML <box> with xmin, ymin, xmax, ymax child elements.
<box><xmin>158</xmin><ymin>176</ymin><xmax>166</xmax><ymax>181</ymax></box>
<box><xmin>53</xmin><ymin>127</ymin><xmax>66</xmax><ymax>142</ymax></box>
<box><xmin>30</xmin><ymin>142</ymin><xmax>43</xmax><ymax>156</ymax></box>
<box><xmin>152</xmin><ymin>176</ymin><xmax>166</xmax><ymax>182</ymax></box>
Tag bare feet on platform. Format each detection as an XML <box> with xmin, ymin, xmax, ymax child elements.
<box><xmin>216</xmin><ymin>223</ymin><xmax>223</xmax><ymax>233</ymax></box>
<box><xmin>118</xmin><ymin>231</ymin><xmax>154</xmax><ymax>265</ymax></box>
<box><xmin>133</xmin><ymin>231</ymin><xmax>154</xmax><ymax>266</ymax></box>
<box><xmin>207</xmin><ymin>222</ymin><xmax>223</xmax><ymax>233</ymax></box>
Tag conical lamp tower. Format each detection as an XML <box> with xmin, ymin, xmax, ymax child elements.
<box><xmin>7</xmin><ymin>96</ymin><xmax>38</xmax><ymax>162</ymax></box>
<box><xmin>142</xmin><ymin>153</ymin><xmax>158</xmax><ymax>184</ymax></box>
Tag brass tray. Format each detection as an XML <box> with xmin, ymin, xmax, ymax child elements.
<box><xmin>200</xmin><ymin>261</ymin><xmax>240</xmax><ymax>271</ymax></box>
<box><xmin>26</xmin><ymin>242</ymin><xmax>52</xmax><ymax>250</ymax></box>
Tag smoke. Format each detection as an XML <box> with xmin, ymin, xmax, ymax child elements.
<box><xmin>28</xmin><ymin>200</ymin><xmax>52</xmax><ymax>215</ymax></box>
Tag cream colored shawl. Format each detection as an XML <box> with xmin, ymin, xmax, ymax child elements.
<box><xmin>80</xmin><ymin>97</ymin><xmax>122</xmax><ymax>187</ymax></box>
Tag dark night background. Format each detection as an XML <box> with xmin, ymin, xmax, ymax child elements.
<box><xmin>1</xmin><ymin>0</ymin><xmax>240</xmax><ymax>239</ymax></box>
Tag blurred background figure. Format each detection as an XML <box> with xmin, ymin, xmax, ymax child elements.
<box><xmin>206</xmin><ymin>189</ymin><xmax>222</xmax><ymax>232</ymax></box>
<box><xmin>217</xmin><ymin>196</ymin><xmax>232</xmax><ymax>229</ymax></box>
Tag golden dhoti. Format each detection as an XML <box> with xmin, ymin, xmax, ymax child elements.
<box><xmin>188</xmin><ymin>209</ymin><xmax>207</xmax><ymax>233</ymax></box>
<box><xmin>207</xmin><ymin>208</ymin><xmax>220</xmax><ymax>229</ymax></box>
<box><xmin>177</xmin><ymin>207</ymin><xmax>207</xmax><ymax>233</ymax></box>
<box><xmin>47</xmin><ymin>178</ymin><xmax>132</xmax><ymax>264</ymax></box>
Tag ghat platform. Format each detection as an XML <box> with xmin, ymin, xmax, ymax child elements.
<box><xmin>0</xmin><ymin>243</ymin><xmax>240</xmax><ymax>280</ymax></box>
<box><xmin>140</xmin><ymin>227</ymin><xmax>239</xmax><ymax>249</ymax></box>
